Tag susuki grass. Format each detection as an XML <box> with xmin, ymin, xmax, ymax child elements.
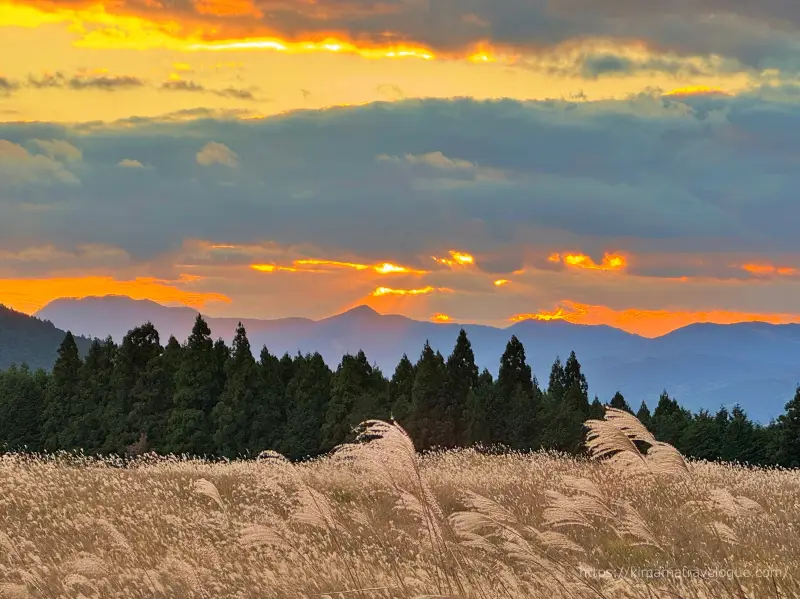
<box><xmin>0</xmin><ymin>409</ymin><xmax>798</xmax><ymax>598</ymax></box>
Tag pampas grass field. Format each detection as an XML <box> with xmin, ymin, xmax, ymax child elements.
<box><xmin>1</xmin><ymin>409</ymin><xmax>798</xmax><ymax>598</ymax></box>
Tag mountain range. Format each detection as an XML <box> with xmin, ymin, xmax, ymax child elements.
<box><xmin>31</xmin><ymin>295</ymin><xmax>800</xmax><ymax>423</ymax></box>
<box><xmin>0</xmin><ymin>304</ymin><xmax>91</xmax><ymax>372</ymax></box>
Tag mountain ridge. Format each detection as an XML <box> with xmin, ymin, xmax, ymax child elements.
<box><xmin>33</xmin><ymin>295</ymin><xmax>800</xmax><ymax>422</ymax></box>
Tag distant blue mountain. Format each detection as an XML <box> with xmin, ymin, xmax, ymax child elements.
<box><xmin>36</xmin><ymin>296</ymin><xmax>799</xmax><ymax>423</ymax></box>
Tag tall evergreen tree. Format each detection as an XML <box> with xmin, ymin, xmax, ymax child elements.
<box><xmin>445</xmin><ymin>329</ymin><xmax>479</xmax><ymax>446</ymax></box>
<box><xmin>389</xmin><ymin>354</ymin><xmax>415</xmax><ymax>426</ymax></box>
<box><xmin>636</xmin><ymin>401</ymin><xmax>652</xmax><ymax>429</ymax></box>
<box><xmin>547</xmin><ymin>356</ymin><xmax>566</xmax><ymax>402</ymax></box>
<box><xmin>410</xmin><ymin>341</ymin><xmax>449</xmax><ymax>450</ymax></box>
<box><xmin>277</xmin><ymin>352</ymin><xmax>296</xmax><ymax>389</ymax></box>
<box><xmin>282</xmin><ymin>352</ymin><xmax>331</xmax><ymax>459</ymax></box>
<box><xmin>166</xmin><ymin>315</ymin><xmax>219</xmax><ymax>455</ymax></box>
<box><xmin>589</xmin><ymin>396</ymin><xmax>605</xmax><ymax>420</ymax></box>
<box><xmin>776</xmin><ymin>387</ymin><xmax>800</xmax><ymax>468</ymax></box>
<box><xmin>109</xmin><ymin>324</ymin><xmax>166</xmax><ymax>454</ymax></box>
<box><xmin>563</xmin><ymin>351</ymin><xmax>589</xmax><ymax>400</ymax></box>
<box><xmin>64</xmin><ymin>338</ymin><xmax>116</xmax><ymax>452</ymax></box>
<box><xmin>0</xmin><ymin>364</ymin><xmax>46</xmax><ymax>451</ymax></box>
<box><xmin>322</xmin><ymin>350</ymin><xmax>387</xmax><ymax>450</ymax></box>
<box><xmin>609</xmin><ymin>391</ymin><xmax>632</xmax><ymax>413</ymax></box>
<box><xmin>651</xmin><ymin>390</ymin><xmax>691</xmax><ymax>446</ymax></box>
<box><xmin>212</xmin><ymin>323</ymin><xmax>262</xmax><ymax>457</ymax></box>
<box><xmin>251</xmin><ymin>345</ymin><xmax>285</xmax><ymax>452</ymax></box>
<box><xmin>720</xmin><ymin>405</ymin><xmax>758</xmax><ymax>463</ymax></box>
<box><xmin>42</xmin><ymin>332</ymin><xmax>82</xmax><ymax>452</ymax></box>
<box><xmin>682</xmin><ymin>409</ymin><xmax>721</xmax><ymax>461</ymax></box>
<box><xmin>463</xmin><ymin>369</ymin><xmax>494</xmax><ymax>446</ymax></box>
<box><xmin>495</xmin><ymin>335</ymin><xmax>537</xmax><ymax>448</ymax></box>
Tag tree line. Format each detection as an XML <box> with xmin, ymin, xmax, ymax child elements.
<box><xmin>0</xmin><ymin>314</ymin><xmax>798</xmax><ymax>467</ymax></box>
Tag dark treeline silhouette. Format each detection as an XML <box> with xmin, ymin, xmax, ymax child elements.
<box><xmin>1</xmin><ymin>315</ymin><xmax>799</xmax><ymax>467</ymax></box>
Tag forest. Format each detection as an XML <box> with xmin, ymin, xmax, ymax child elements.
<box><xmin>0</xmin><ymin>313</ymin><xmax>798</xmax><ymax>467</ymax></box>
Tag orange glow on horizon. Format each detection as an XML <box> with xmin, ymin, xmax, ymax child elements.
<box><xmin>510</xmin><ymin>301</ymin><xmax>800</xmax><ymax>337</ymax></box>
<box><xmin>0</xmin><ymin>275</ymin><xmax>230</xmax><ymax>315</ymax></box>
<box><xmin>431</xmin><ymin>313</ymin><xmax>451</xmax><ymax>322</ymax></box>
<box><xmin>494</xmin><ymin>279</ymin><xmax>510</xmax><ymax>287</ymax></box>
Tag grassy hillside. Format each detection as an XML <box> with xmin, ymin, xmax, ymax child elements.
<box><xmin>1</xmin><ymin>412</ymin><xmax>797</xmax><ymax>598</ymax></box>
<box><xmin>0</xmin><ymin>304</ymin><xmax>91</xmax><ymax>371</ymax></box>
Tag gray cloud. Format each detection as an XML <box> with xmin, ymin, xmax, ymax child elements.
<box><xmin>27</xmin><ymin>72</ymin><xmax>145</xmax><ymax>91</ymax></box>
<box><xmin>2</xmin><ymin>93</ymin><xmax>800</xmax><ymax>268</ymax></box>
<box><xmin>160</xmin><ymin>80</ymin><xmax>258</xmax><ymax>100</ymax></box>
<box><xmin>0</xmin><ymin>77</ymin><xmax>18</xmax><ymax>95</ymax></box>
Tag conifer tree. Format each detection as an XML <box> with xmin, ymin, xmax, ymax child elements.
<box><xmin>682</xmin><ymin>409</ymin><xmax>721</xmax><ymax>461</ymax></box>
<box><xmin>166</xmin><ymin>315</ymin><xmax>219</xmax><ymax>455</ymax></box>
<box><xmin>445</xmin><ymin>329</ymin><xmax>479</xmax><ymax>446</ymax></box>
<box><xmin>495</xmin><ymin>335</ymin><xmax>536</xmax><ymax>448</ymax></box>
<box><xmin>322</xmin><ymin>350</ymin><xmax>386</xmax><ymax>450</ymax></box>
<box><xmin>389</xmin><ymin>354</ymin><xmax>415</xmax><ymax>426</ymax></box>
<box><xmin>42</xmin><ymin>332</ymin><xmax>81</xmax><ymax>452</ymax></box>
<box><xmin>636</xmin><ymin>401</ymin><xmax>652</xmax><ymax>429</ymax></box>
<box><xmin>609</xmin><ymin>391</ymin><xmax>632</xmax><ymax>413</ymax></box>
<box><xmin>0</xmin><ymin>364</ymin><xmax>46</xmax><ymax>451</ymax></box>
<box><xmin>64</xmin><ymin>338</ymin><xmax>116</xmax><ymax>452</ymax></box>
<box><xmin>278</xmin><ymin>352</ymin><xmax>295</xmax><ymax>388</ymax></box>
<box><xmin>110</xmin><ymin>324</ymin><xmax>166</xmax><ymax>454</ymax></box>
<box><xmin>651</xmin><ymin>390</ymin><xmax>690</xmax><ymax>446</ymax></box>
<box><xmin>547</xmin><ymin>356</ymin><xmax>566</xmax><ymax>402</ymax></box>
<box><xmin>563</xmin><ymin>351</ymin><xmax>589</xmax><ymax>400</ymax></box>
<box><xmin>251</xmin><ymin>345</ymin><xmax>284</xmax><ymax>451</ymax></box>
<box><xmin>212</xmin><ymin>323</ymin><xmax>261</xmax><ymax>457</ymax></box>
<box><xmin>720</xmin><ymin>405</ymin><xmax>757</xmax><ymax>463</ymax></box>
<box><xmin>777</xmin><ymin>386</ymin><xmax>800</xmax><ymax>467</ymax></box>
<box><xmin>410</xmin><ymin>341</ymin><xmax>448</xmax><ymax>450</ymax></box>
<box><xmin>589</xmin><ymin>396</ymin><xmax>604</xmax><ymax>420</ymax></box>
<box><xmin>282</xmin><ymin>352</ymin><xmax>331</xmax><ymax>459</ymax></box>
<box><xmin>463</xmin><ymin>368</ymin><xmax>495</xmax><ymax>446</ymax></box>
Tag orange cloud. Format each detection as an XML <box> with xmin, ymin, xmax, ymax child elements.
<box><xmin>250</xmin><ymin>258</ymin><xmax>428</xmax><ymax>275</ymax></box>
<box><xmin>550</xmin><ymin>252</ymin><xmax>627</xmax><ymax>271</ymax></box>
<box><xmin>511</xmin><ymin>300</ymin><xmax>800</xmax><ymax>338</ymax></box>
<box><xmin>0</xmin><ymin>1</ymin><xmax>443</xmax><ymax>59</ymax></box>
<box><xmin>0</xmin><ymin>275</ymin><xmax>230</xmax><ymax>315</ymax></box>
<box><xmin>372</xmin><ymin>286</ymin><xmax>445</xmax><ymax>297</ymax></box>
<box><xmin>193</xmin><ymin>0</ymin><xmax>262</xmax><ymax>18</ymax></box>
<box><xmin>433</xmin><ymin>250</ymin><xmax>475</xmax><ymax>268</ymax></box>
<box><xmin>663</xmin><ymin>86</ymin><xmax>730</xmax><ymax>97</ymax></box>
<box><xmin>250</xmin><ymin>264</ymin><xmax>297</xmax><ymax>273</ymax></box>
<box><xmin>431</xmin><ymin>313</ymin><xmax>451</xmax><ymax>322</ymax></box>
<box><xmin>741</xmin><ymin>263</ymin><xmax>799</xmax><ymax>277</ymax></box>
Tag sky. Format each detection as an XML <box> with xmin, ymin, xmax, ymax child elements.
<box><xmin>2</xmin><ymin>0</ymin><xmax>800</xmax><ymax>337</ymax></box>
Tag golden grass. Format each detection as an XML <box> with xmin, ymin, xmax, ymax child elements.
<box><xmin>0</xmin><ymin>412</ymin><xmax>798</xmax><ymax>598</ymax></box>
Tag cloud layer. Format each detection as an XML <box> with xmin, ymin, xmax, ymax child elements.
<box><xmin>7</xmin><ymin>0</ymin><xmax>800</xmax><ymax>77</ymax></box>
<box><xmin>2</xmin><ymin>92</ymin><xmax>800</xmax><ymax>330</ymax></box>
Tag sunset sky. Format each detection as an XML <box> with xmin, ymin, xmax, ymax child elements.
<box><xmin>2</xmin><ymin>0</ymin><xmax>800</xmax><ymax>337</ymax></box>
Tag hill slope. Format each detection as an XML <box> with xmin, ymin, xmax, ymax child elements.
<box><xmin>36</xmin><ymin>296</ymin><xmax>800</xmax><ymax>422</ymax></box>
<box><xmin>0</xmin><ymin>305</ymin><xmax>91</xmax><ymax>371</ymax></box>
